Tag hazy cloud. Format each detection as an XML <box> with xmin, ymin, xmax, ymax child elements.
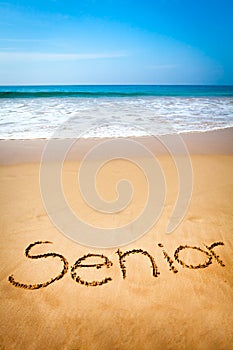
<box><xmin>0</xmin><ymin>51</ymin><xmax>128</xmax><ymax>61</ymax></box>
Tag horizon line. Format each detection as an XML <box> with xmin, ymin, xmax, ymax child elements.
<box><xmin>0</xmin><ymin>84</ymin><xmax>233</xmax><ymax>87</ymax></box>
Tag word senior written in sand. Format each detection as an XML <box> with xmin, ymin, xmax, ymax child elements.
<box><xmin>8</xmin><ymin>241</ymin><xmax>225</xmax><ymax>290</ymax></box>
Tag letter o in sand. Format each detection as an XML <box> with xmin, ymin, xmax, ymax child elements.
<box><xmin>174</xmin><ymin>245</ymin><xmax>212</xmax><ymax>269</ymax></box>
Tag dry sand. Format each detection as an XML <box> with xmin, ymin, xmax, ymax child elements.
<box><xmin>0</xmin><ymin>129</ymin><xmax>233</xmax><ymax>349</ymax></box>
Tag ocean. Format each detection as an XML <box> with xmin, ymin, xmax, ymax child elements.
<box><xmin>0</xmin><ymin>85</ymin><xmax>233</xmax><ymax>139</ymax></box>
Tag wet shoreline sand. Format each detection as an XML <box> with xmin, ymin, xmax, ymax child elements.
<box><xmin>0</xmin><ymin>127</ymin><xmax>232</xmax><ymax>165</ymax></box>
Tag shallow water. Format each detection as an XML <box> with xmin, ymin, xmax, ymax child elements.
<box><xmin>0</xmin><ymin>86</ymin><xmax>233</xmax><ymax>139</ymax></box>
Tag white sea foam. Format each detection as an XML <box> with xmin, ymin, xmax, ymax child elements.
<box><xmin>0</xmin><ymin>97</ymin><xmax>232</xmax><ymax>139</ymax></box>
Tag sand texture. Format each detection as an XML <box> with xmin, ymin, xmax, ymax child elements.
<box><xmin>0</xmin><ymin>130</ymin><xmax>233</xmax><ymax>349</ymax></box>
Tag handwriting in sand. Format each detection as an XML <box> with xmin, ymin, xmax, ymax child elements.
<box><xmin>8</xmin><ymin>241</ymin><xmax>225</xmax><ymax>290</ymax></box>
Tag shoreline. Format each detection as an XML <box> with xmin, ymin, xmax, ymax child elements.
<box><xmin>1</xmin><ymin>124</ymin><xmax>232</xmax><ymax>140</ymax></box>
<box><xmin>0</xmin><ymin>127</ymin><xmax>232</xmax><ymax>165</ymax></box>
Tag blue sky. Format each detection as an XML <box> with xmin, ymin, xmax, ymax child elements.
<box><xmin>0</xmin><ymin>0</ymin><xmax>232</xmax><ymax>85</ymax></box>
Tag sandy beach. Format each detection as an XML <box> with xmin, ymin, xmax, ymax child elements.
<box><xmin>0</xmin><ymin>128</ymin><xmax>233</xmax><ymax>349</ymax></box>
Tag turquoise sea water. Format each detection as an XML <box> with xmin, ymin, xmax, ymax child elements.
<box><xmin>0</xmin><ymin>85</ymin><xmax>232</xmax><ymax>139</ymax></box>
<box><xmin>0</xmin><ymin>85</ymin><xmax>233</xmax><ymax>98</ymax></box>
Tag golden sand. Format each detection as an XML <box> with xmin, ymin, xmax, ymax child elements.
<box><xmin>0</xmin><ymin>129</ymin><xmax>233</xmax><ymax>349</ymax></box>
